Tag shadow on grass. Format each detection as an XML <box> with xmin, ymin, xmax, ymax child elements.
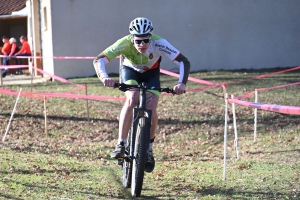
<box><xmin>1</xmin><ymin>179</ymin><xmax>107</xmax><ymax>198</ymax></box>
<box><xmin>0</xmin><ymin>193</ymin><xmax>23</xmax><ymax>200</ymax></box>
<box><xmin>0</xmin><ymin>113</ymin><xmax>119</xmax><ymax>124</ymax></box>
<box><xmin>0</xmin><ymin>168</ymin><xmax>89</xmax><ymax>175</ymax></box>
<box><xmin>249</xmin><ymin>149</ymin><xmax>300</xmax><ymax>155</ymax></box>
<box><xmin>196</xmin><ymin>113</ymin><xmax>299</xmax><ymax>147</ymax></box>
<box><xmin>0</xmin><ymin>167</ymin><xmax>133</xmax><ymax>199</ymax></box>
<box><xmin>0</xmin><ymin>177</ymin><xmax>295</xmax><ymax>199</ymax></box>
<box><xmin>143</xmin><ymin>183</ymin><xmax>294</xmax><ymax>199</ymax></box>
<box><xmin>197</xmin><ymin>185</ymin><xmax>290</xmax><ymax>199</ymax></box>
<box><xmin>1</xmin><ymin>106</ymin><xmax>299</xmax><ymax>161</ymax></box>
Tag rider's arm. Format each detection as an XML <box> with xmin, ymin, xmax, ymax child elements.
<box><xmin>152</xmin><ymin>35</ymin><xmax>190</xmax><ymax>85</ymax></box>
<box><xmin>93</xmin><ymin>53</ymin><xmax>110</xmax><ymax>81</ymax></box>
<box><xmin>174</xmin><ymin>53</ymin><xmax>190</xmax><ymax>85</ymax></box>
<box><xmin>93</xmin><ymin>35</ymin><xmax>130</xmax><ymax>82</ymax></box>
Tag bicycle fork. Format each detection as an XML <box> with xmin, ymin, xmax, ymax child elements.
<box><xmin>130</xmin><ymin>108</ymin><xmax>152</xmax><ymax>154</ymax></box>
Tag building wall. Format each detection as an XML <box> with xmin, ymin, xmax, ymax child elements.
<box><xmin>42</xmin><ymin>0</ymin><xmax>300</xmax><ymax>78</ymax></box>
<box><xmin>40</xmin><ymin>0</ymin><xmax>54</xmax><ymax>75</ymax></box>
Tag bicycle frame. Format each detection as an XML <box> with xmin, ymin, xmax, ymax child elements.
<box><xmin>129</xmin><ymin>83</ymin><xmax>152</xmax><ymax>160</ymax></box>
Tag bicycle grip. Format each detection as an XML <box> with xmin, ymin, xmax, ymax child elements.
<box><xmin>114</xmin><ymin>82</ymin><xmax>120</xmax><ymax>88</ymax></box>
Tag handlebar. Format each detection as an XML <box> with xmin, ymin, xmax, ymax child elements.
<box><xmin>114</xmin><ymin>82</ymin><xmax>176</xmax><ymax>94</ymax></box>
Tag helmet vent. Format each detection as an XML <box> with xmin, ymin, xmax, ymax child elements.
<box><xmin>129</xmin><ymin>17</ymin><xmax>153</xmax><ymax>35</ymax></box>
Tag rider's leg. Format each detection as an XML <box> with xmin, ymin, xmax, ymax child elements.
<box><xmin>118</xmin><ymin>66</ymin><xmax>139</xmax><ymax>142</ymax></box>
<box><xmin>111</xmin><ymin>65</ymin><xmax>139</xmax><ymax>158</ymax></box>
<box><xmin>119</xmin><ymin>90</ymin><xmax>139</xmax><ymax>142</ymax></box>
<box><xmin>145</xmin><ymin>93</ymin><xmax>159</xmax><ymax>140</ymax></box>
<box><xmin>110</xmin><ymin>89</ymin><xmax>139</xmax><ymax>158</ymax></box>
<box><xmin>145</xmin><ymin>93</ymin><xmax>158</xmax><ymax>173</ymax></box>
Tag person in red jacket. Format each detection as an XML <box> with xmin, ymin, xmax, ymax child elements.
<box><xmin>1</xmin><ymin>35</ymin><xmax>11</xmax><ymax>77</ymax></box>
<box><xmin>14</xmin><ymin>35</ymin><xmax>32</xmax><ymax>74</ymax></box>
<box><xmin>7</xmin><ymin>37</ymin><xmax>20</xmax><ymax>75</ymax></box>
<box><xmin>9</xmin><ymin>37</ymin><xmax>20</xmax><ymax>57</ymax></box>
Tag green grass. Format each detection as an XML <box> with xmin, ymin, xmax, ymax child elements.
<box><xmin>0</xmin><ymin>68</ymin><xmax>300</xmax><ymax>199</ymax></box>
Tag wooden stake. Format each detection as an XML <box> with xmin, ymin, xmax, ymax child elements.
<box><xmin>44</xmin><ymin>96</ymin><xmax>48</xmax><ymax>136</ymax></box>
<box><xmin>31</xmin><ymin>65</ymin><xmax>34</xmax><ymax>92</ymax></box>
<box><xmin>85</xmin><ymin>83</ymin><xmax>90</xmax><ymax>122</ymax></box>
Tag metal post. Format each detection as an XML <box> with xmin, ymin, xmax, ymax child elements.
<box><xmin>231</xmin><ymin>94</ymin><xmax>239</xmax><ymax>159</ymax></box>
<box><xmin>254</xmin><ymin>89</ymin><xmax>258</xmax><ymax>142</ymax></box>
<box><xmin>223</xmin><ymin>93</ymin><xmax>228</xmax><ymax>181</ymax></box>
<box><xmin>3</xmin><ymin>88</ymin><xmax>22</xmax><ymax>142</ymax></box>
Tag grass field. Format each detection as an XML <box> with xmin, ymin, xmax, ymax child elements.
<box><xmin>0</xmin><ymin>67</ymin><xmax>300</xmax><ymax>199</ymax></box>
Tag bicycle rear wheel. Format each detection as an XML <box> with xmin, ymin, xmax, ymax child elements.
<box><xmin>122</xmin><ymin>131</ymin><xmax>132</xmax><ymax>188</ymax></box>
<box><xmin>131</xmin><ymin>116</ymin><xmax>150</xmax><ymax>197</ymax></box>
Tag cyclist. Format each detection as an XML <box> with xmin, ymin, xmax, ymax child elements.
<box><xmin>93</xmin><ymin>17</ymin><xmax>190</xmax><ymax>173</ymax></box>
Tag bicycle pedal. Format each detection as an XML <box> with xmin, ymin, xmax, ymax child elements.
<box><xmin>117</xmin><ymin>158</ymin><xmax>124</xmax><ymax>165</ymax></box>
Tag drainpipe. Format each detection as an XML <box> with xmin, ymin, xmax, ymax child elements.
<box><xmin>27</xmin><ymin>0</ymin><xmax>34</xmax><ymax>75</ymax></box>
<box><xmin>37</xmin><ymin>0</ymin><xmax>43</xmax><ymax>76</ymax></box>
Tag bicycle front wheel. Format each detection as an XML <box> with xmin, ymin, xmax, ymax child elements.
<box><xmin>122</xmin><ymin>130</ymin><xmax>132</xmax><ymax>188</ymax></box>
<box><xmin>131</xmin><ymin>116</ymin><xmax>150</xmax><ymax>197</ymax></box>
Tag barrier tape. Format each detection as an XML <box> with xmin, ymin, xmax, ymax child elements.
<box><xmin>160</xmin><ymin>69</ymin><xmax>219</xmax><ymax>86</ymax></box>
<box><xmin>236</xmin><ymin>82</ymin><xmax>300</xmax><ymax>99</ymax></box>
<box><xmin>0</xmin><ymin>64</ymin><xmax>86</xmax><ymax>100</ymax></box>
<box><xmin>185</xmin><ymin>84</ymin><xmax>221</xmax><ymax>93</ymax></box>
<box><xmin>27</xmin><ymin>91</ymin><xmax>126</xmax><ymax>101</ymax></box>
<box><xmin>227</xmin><ymin>98</ymin><xmax>300</xmax><ymax>115</ymax></box>
<box><xmin>0</xmin><ymin>65</ymin><xmax>29</xmax><ymax>69</ymax></box>
<box><xmin>33</xmin><ymin>66</ymin><xmax>86</xmax><ymax>90</ymax></box>
<box><xmin>0</xmin><ymin>55</ymin><xmax>120</xmax><ymax>60</ymax></box>
<box><xmin>1</xmin><ymin>58</ymin><xmax>299</xmax><ymax>104</ymax></box>
<box><xmin>0</xmin><ymin>87</ymin><xmax>126</xmax><ymax>101</ymax></box>
<box><xmin>224</xmin><ymin>66</ymin><xmax>300</xmax><ymax>86</ymax></box>
<box><xmin>2</xmin><ymin>66</ymin><xmax>299</xmax><ymax>102</ymax></box>
<box><xmin>0</xmin><ymin>88</ymin><xmax>45</xmax><ymax>100</ymax></box>
<box><xmin>1</xmin><ymin>64</ymin><xmax>222</xmax><ymax>101</ymax></box>
<box><xmin>1</xmin><ymin>65</ymin><xmax>85</xmax><ymax>90</ymax></box>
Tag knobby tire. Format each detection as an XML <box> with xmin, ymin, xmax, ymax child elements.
<box><xmin>122</xmin><ymin>130</ymin><xmax>132</xmax><ymax>188</ymax></box>
<box><xmin>131</xmin><ymin>116</ymin><xmax>150</xmax><ymax>197</ymax></box>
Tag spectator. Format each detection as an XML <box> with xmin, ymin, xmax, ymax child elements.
<box><xmin>8</xmin><ymin>37</ymin><xmax>20</xmax><ymax>75</ymax></box>
<box><xmin>1</xmin><ymin>35</ymin><xmax>11</xmax><ymax>77</ymax></box>
<box><xmin>15</xmin><ymin>35</ymin><xmax>32</xmax><ymax>74</ymax></box>
<box><xmin>9</xmin><ymin>37</ymin><xmax>20</xmax><ymax>57</ymax></box>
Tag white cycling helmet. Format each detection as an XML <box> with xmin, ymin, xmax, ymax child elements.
<box><xmin>9</xmin><ymin>37</ymin><xmax>16</xmax><ymax>43</ymax></box>
<box><xmin>129</xmin><ymin>17</ymin><xmax>153</xmax><ymax>35</ymax></box>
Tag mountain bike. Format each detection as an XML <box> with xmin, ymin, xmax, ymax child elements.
<box><xmin>114</xmin><ymin>82</ymin><xmax>175</xmax><ymax>197</ymax></box>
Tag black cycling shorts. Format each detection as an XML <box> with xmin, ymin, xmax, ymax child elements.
<box><xmin>120</xmin><ymin>65</ymin><xmax>160</xmax><ymax>88</ymax></box>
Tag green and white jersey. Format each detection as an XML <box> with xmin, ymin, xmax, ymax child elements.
<box><xmin>102</xmin><ymin>34</ymin><xmax>180</xmax><ymax>72</ymax></box>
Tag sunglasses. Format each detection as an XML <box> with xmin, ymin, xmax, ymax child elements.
<box><xmin>134</xmin><ymin>38</ymin><xmax>150</xmax><ymax>44</ymax></box>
